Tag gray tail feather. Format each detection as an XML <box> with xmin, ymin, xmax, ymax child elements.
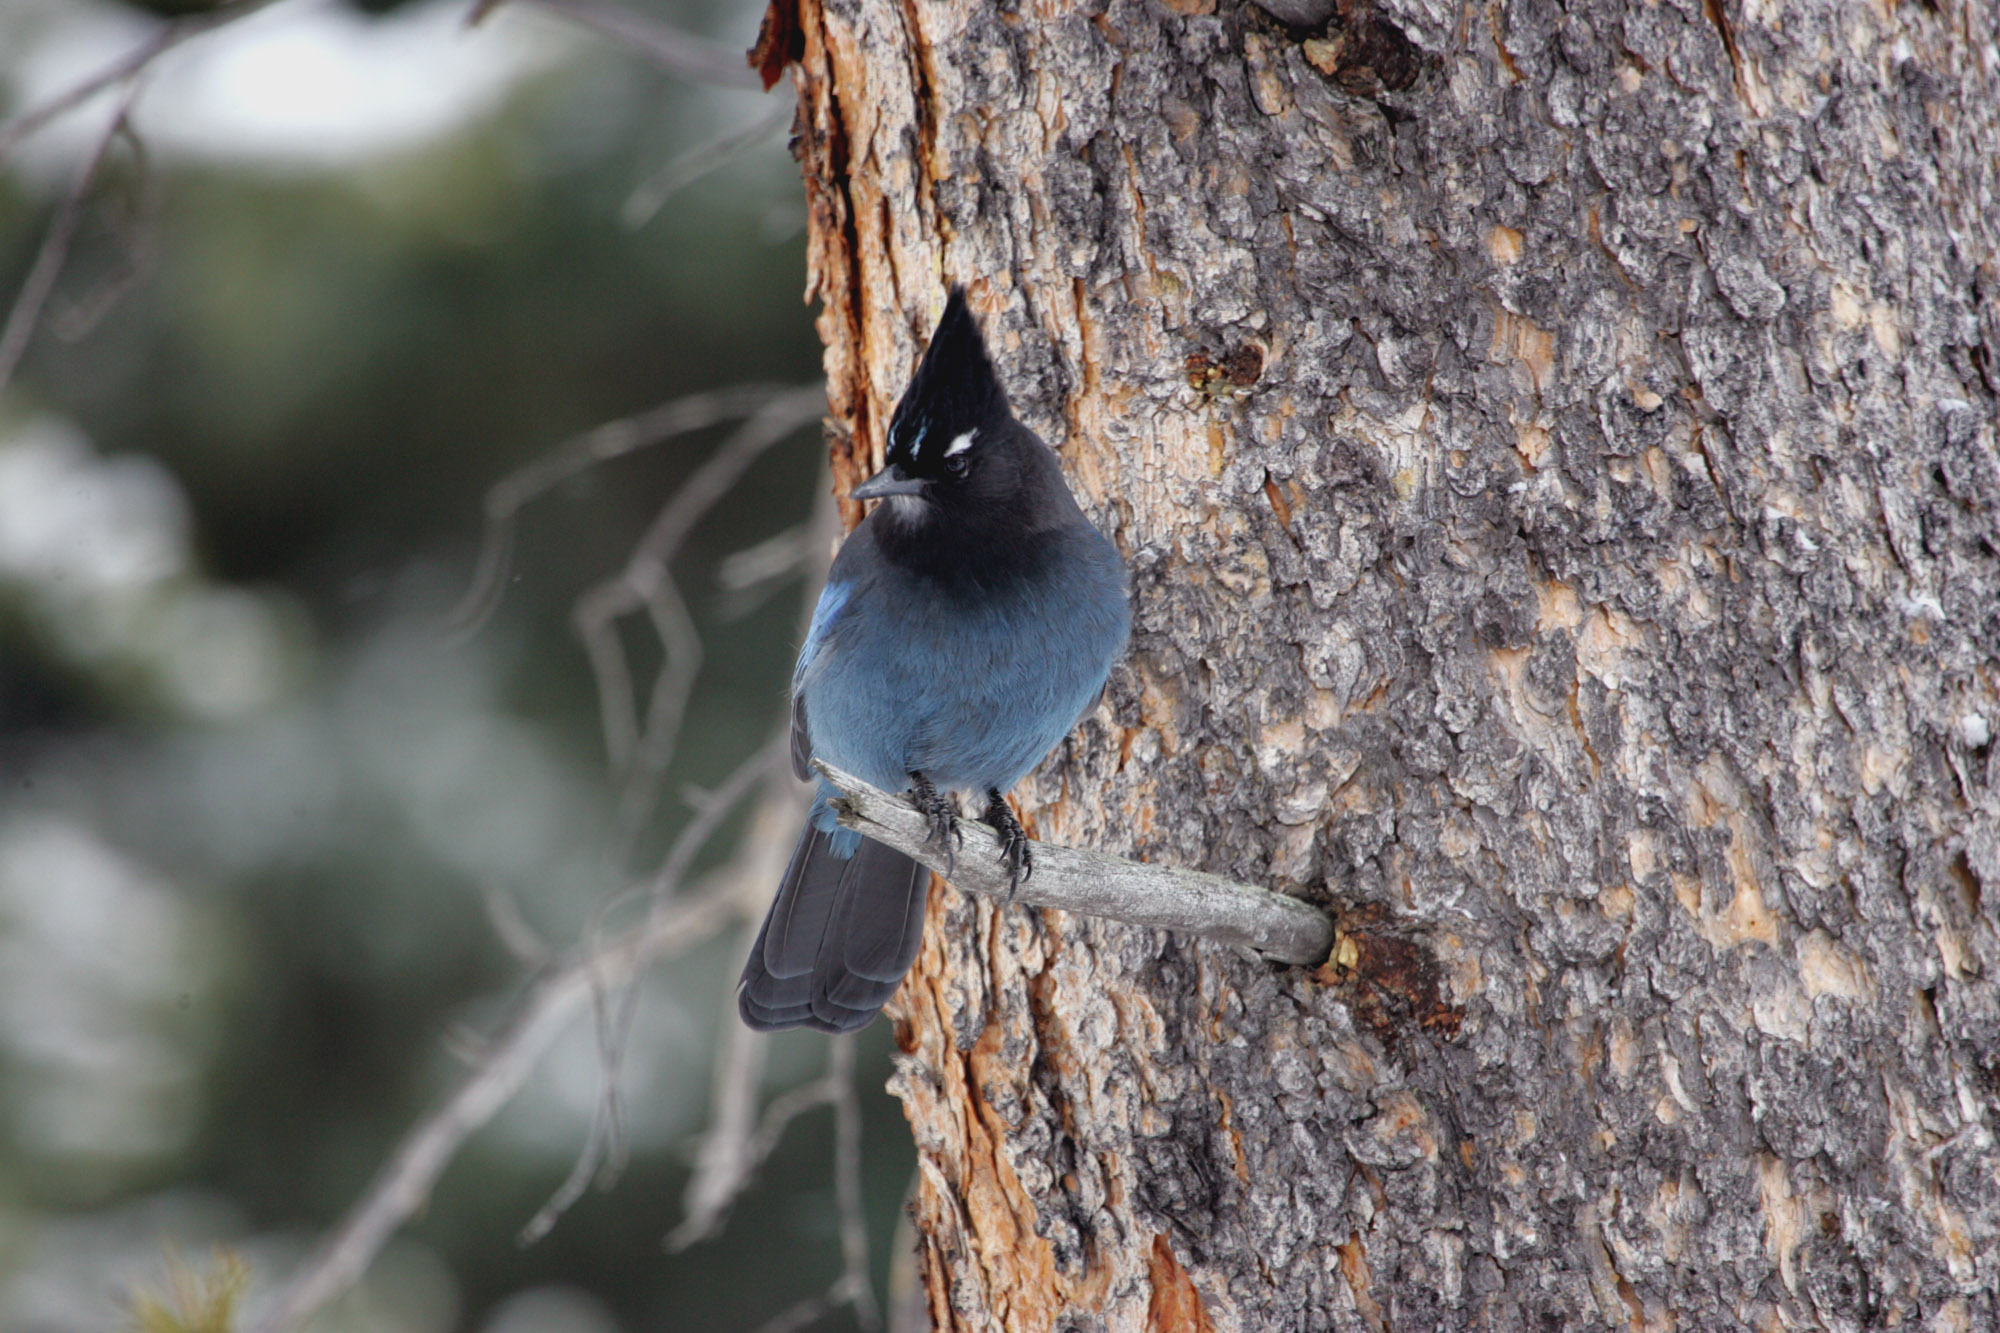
<box><xmin>737</xmin><ymin>823</ymin><xmax>930</xmax><ymax>1033</ymax></box>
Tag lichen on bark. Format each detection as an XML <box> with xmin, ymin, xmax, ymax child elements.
<box><xmin>780</xmin><ymin>0</ymin><xmax>2000</xmax><ymax>1327</ymax></box>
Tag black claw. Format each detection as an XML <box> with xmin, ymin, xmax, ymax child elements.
<box><xmin>983</xmin><ymin>789</ymin><xmax>1033</xmax><ymax>902</ymax></box>
<box><xmin>909</xmin><ymin>772</ymin><xmax>961</xmax><ymax>877</ymax></box>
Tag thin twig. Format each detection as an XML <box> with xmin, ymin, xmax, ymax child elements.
<box><xmin>653</xmin><ymin>742</ymin><xmax>794</xmax><ymax>900</ymax></box>
<box><xmin>739</xmin><ymin>1060</ymin><xmax>840</xmax><ymax>1182</ymax></box>
<box><xmin>621</xmin><ymin>574</ymin><xmax>702</xmax><ymax>812</ymax></box>
<box><xmin>574</xmin><ymin>585</ymin><xmax>642</xmax><ymax>774</ymax></box>
<box><xmin>817</xmin><ymin>761</ymin><xmax>1339</xmax><ymax>967</ymax></box>
<box><xmin>0</xmin><ymin>0</ymin><xmax>857</xmax><ymax>1319</ymax></box>
<box><xmin>715</xmin><ymin>1036</ymin><xmax>878</xmax><ymax>1329</ymax></box>
<box><xmin>829</xmin><ymin>1035</ymin><xmax>881</xmax><ymax>1331</ymax></box>
<box><xmin>480</xmin><ymin>883</ymin><xmax>550</xmax><ymax>965</ymax></box>
<box><xmin>514</xmin><ymin>738</ymin><xmax>788</xmax><ymax>1246</ymax></box>
<box><xmin>750</xmin><ymin>1293</ymin><xmax>837</xmax><ymax>1333</ymax></box>
<box><xmin>0</xmin><ymin>0</ymin><xmax>769</xmax><ymax>378</ymax></box>
<box><xmin>436</xmin><ymin>408</ymin><xmax>822</xmax><ymax>1262</ymax></box>
<box><xmin>571</xmin><ymin>387</ymin><xmax>825</xmax><ymax>843</ymax></box>
<box><xmin>250</xmin><ymin>740</ymin><xmax>788</xmax><ymax>1333</ymax></box>
<box><xmin>474</xmin><ymin>0</ymin><xmax>762</xmax><ymax>89</ymax></box>
<box><xmin>248</xmin><ymin>883</ymin><xmax>733</xmax><ymax>1333</ymax></box>
<box><xmin>515</xmin><ymin>987</ymin><xmax>625</xmax><ymax>1247</ymax></box>
<box><xmin>622</xmin><ymin>95</ymin><xmax>795</xmax><ymax>228</ymax></box>
<box><xmin>0</xmin><ymin>80</ymin><xmax>143</xmax><ymax>400</ymax></box>
<box><xmin>666</xmin><ymin>487</ymin><xmax>842</xmax><ymax>1254</ymax></box>
<box><xmin>440</xmin><ymin>383</ymin><xmax>816</xmax><ymax>641</ymax></box>
<box><xmin>716</xmin><ymin>522</ymin><xmax>811</xmax><ymax>592</ymax></box>
<box><xmin>0</xmin><ymin>0</ymin><xmax>290</xmax><ymax>165</ymax></box>
<box><xmin>665</xmin><ymin>943</ymin><xmax>770</xmax><ymax>1250</ymax></box>
<box><xmin>715</xmin><ymin>527</ymin><xmax>812</xmax><ymax>622</ymax></box>
<box><xmin>51</xmin><ymin>116</ymin><xmax>164</xmax><ymax>343</ymax></box>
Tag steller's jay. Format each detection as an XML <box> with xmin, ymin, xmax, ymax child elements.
<box><xmin>737</xmin><ymin>288</ymin><xmax>1131</xmax><ymax>1033</ymax></box>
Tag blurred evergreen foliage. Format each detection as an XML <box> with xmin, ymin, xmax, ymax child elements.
<box><xmin>0</xmin><ymin>4</ymin><xmax>913</xmax><ymax>1330</ymax></box>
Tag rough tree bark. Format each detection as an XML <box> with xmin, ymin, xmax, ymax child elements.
<box><xmin>771</xmin><ymin>0</ymin><xmax>2000</xmax><ymax>1327</ymax></box>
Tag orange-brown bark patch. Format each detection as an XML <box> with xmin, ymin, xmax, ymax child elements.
<box><xmin>1147</xmin><ymin>1234</ymin><xmax>1215</xmax><ymax>1332</ymax></box>
<box><xmin>747</xmin><ymin>0</ymin><xmax>802</xmax><ymax>90</ymax></box>
<box><xmin>1335</xmin><ymin>1234</ymin><xmax>1388</xmax><ymax>1333</ymax></box>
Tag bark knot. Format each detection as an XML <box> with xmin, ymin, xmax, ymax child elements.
<box><xmin>1313</xmin><ymin>906</ymin><xmax>1465</xmax><ymax>1047</ymax></box>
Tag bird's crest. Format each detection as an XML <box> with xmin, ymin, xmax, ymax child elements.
<box><xmin>887</xmin><ymin>288</ymin><xmax>1008</xmax><ymax>466</ymax></box>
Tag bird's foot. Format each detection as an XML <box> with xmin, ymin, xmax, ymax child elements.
<box><xmin>982</xmin><ymin>788</ymin><xmax>1033</xmax><ymax>902</ymax></box>
<box><xmin>908</xmin><ymin>771</ymin><xmax>962</xmax><ymax>877</ymax></box>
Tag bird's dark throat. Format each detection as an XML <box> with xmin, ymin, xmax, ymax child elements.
<box><xmin>873</xmin><ymin>494</ymin><xmax>1059</xmax><ymax>592</ymax></box>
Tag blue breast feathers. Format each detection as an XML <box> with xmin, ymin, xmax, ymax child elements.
<box><xmin>796</xmin><ymin>526</ymin><xmax>1127</xmax><ymax>799</ymax></box>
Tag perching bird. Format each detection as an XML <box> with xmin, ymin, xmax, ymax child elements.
<box><xmin>737</xmin><ymin>288</ymin><xmax>1130</xmax><ymax>1033</ymax></box>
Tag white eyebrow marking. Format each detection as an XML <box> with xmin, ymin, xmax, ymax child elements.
<box><xmin>944</xmin><ymin>428</ymin><xmax>977</xmax><ymax>457</ymax></box>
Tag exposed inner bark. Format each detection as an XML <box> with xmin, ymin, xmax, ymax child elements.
<box><xmin>780</xmin><ymin>0</ymin><xmax>2000</xmax><ymax>1327</ymax></box>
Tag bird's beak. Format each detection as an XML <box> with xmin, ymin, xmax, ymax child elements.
<box><xmin>849</xmin><ymin>464</ymin><xmax>927</xmax><ymax>501</ymax></box>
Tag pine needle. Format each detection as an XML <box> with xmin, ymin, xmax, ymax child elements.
<box><xmin>127</xmin><ymin>1247</ymin><xmax>251</xmax><ymax>1333</ymax></box>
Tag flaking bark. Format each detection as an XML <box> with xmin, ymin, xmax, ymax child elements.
<box><xmin>780</xmin><ymin>0</ymin><xmax>2000</xmax><ymax>1328</ymax></box>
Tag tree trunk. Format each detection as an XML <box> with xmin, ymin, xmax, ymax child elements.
<box><xmin>779</xmin><ymin>0</ymin><xmax>2000</xmax><ymax>1326</ymax></box>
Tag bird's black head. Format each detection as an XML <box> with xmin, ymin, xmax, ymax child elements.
<box><xmin>853</xmin><ymin>288</ymin><xmax>1014</xmax><ymax>504</ymax></box>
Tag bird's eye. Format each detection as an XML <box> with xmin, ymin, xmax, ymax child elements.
<box><xmin>944</xmin><ymin>453</ymin><xmax>969</xmax><ymax>477</ymax></box>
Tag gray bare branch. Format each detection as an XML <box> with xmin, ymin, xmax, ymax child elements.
<box><xmin>814</xmin><ymin>762</ymin><xmax>1337</xmax><ymax>967</ymax></box>
<box><xmin>488</xmin><ymin>0</ymin><xmax>762</xmax><ymax>89</ymax></box>
<box><xmin>0</xmin><ymin>81</ymin><xmax>143</xmax><ymax>400</ymax></box>
<box><xmin>250</xmin><ymin>739</ymin><xmax>785</xmax><ymax>1333</ymax></box>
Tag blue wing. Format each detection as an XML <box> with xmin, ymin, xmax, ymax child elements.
<box><xmin>790</xmin><ymin>580</ymin><xmax>852</xmax><ymax>780</ymax></box>
<box><xmin>795</xmin><ymin>579</ymin><xmax>852</xmax><ymax>685</ymax></box>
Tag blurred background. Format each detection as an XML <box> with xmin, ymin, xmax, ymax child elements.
<box><xmin>0</xmin><ymin>1</ymin><xmax>917</xmax><ymax>1329</ymax></box>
